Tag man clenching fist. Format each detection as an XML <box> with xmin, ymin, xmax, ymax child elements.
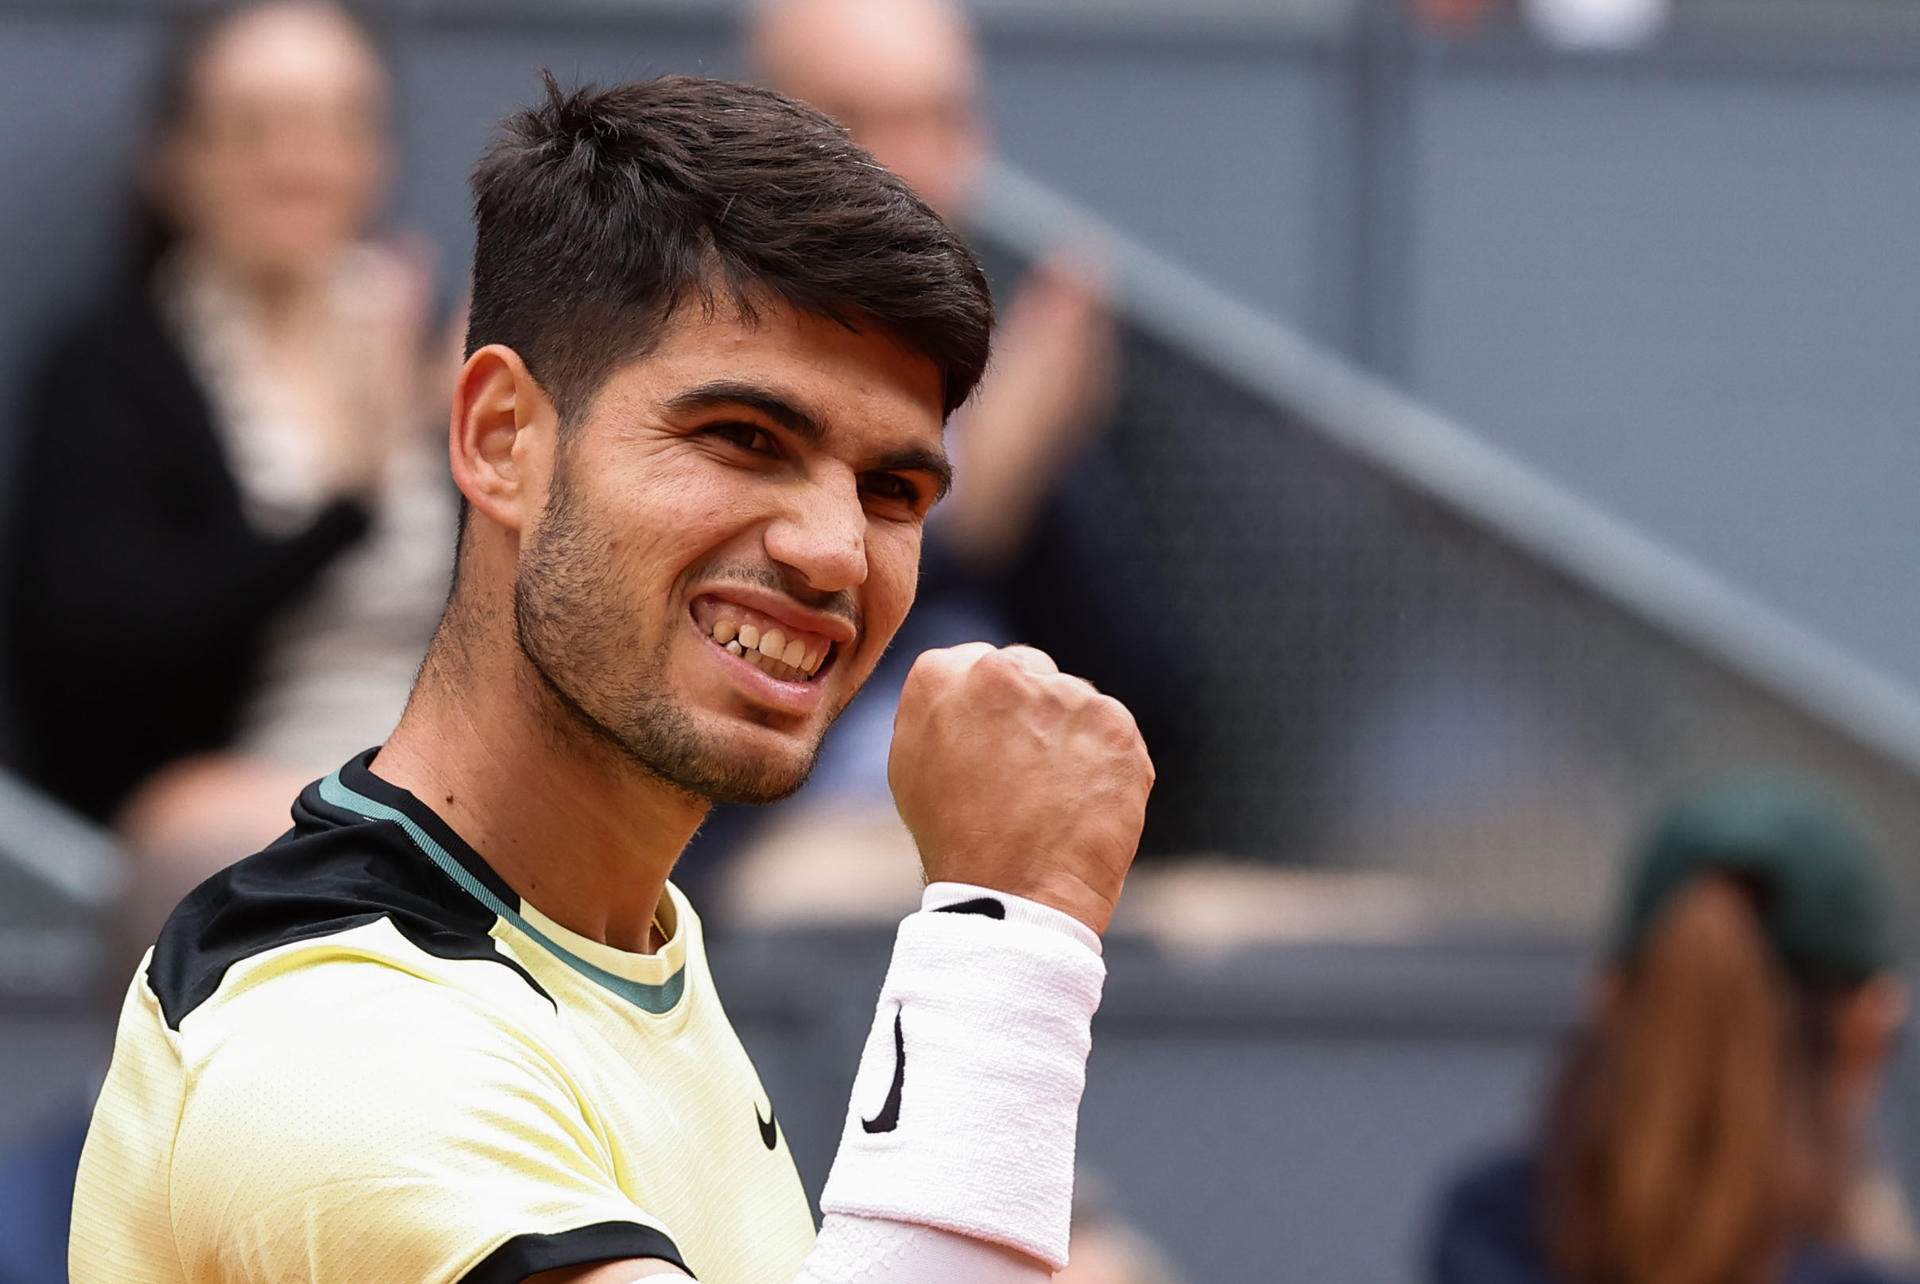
<box><xmin>607</xmin><ymin>647</ymin><xmax>1151</xmax><ymax>1284</ymax></box>
<box><xmin>783</xmin><ymin>644</ymin><xmax>1155</xmax><ymax>1283</ymax></box>
<box><xmin>890</xmin><ymin>643</ymin><xmax>1154</xmax><ymax>936</ymax></box>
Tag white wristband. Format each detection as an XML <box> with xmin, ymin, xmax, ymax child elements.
<box><xmin>818</xmin><ymin>884</ymin><xmax>1106</xmax><ymax>1271</ymax></box>
<box><xmin>793</xmin><ymin>1213</ymin><xmax>1050</xmax><ymax>1283</ymax></box>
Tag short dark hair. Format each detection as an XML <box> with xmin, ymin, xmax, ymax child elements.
<box><xmin>466</xmin><ymin>73</ymin><xmax>993</xmax><ymax>425</ymax></box>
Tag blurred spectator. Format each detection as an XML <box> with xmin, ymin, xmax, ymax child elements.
<box><xmin>0</xmin><ymin>832</ymin><xmax>218</xmax><ymax>1284</ymax></box>
<box><xmin>747</xmin><ymin>0</ymin><xmax>1115</xmax><ymax>586</ymax></box>
<box><xmin>3</xmin><ymin>1</ymin><xmax>455</xmax><ymax>858</ymax></box>
<box><xmin>1408</xmin><ymin>0</ymin><xmax>1501</xmax><ymax>35</ymax></box>
<box><xmin>1058</xmin><ymin>1177</ymin><xmax>1188</xmax><ymax>1284</ymax></box>
<box><xmin>705</xmin><ymin>0</ymin><xmax>1186</xmax><ymax>912</ymax></box>
<box><xmin>1407</xmin><ymin>0</ymin><xmax>1668</xmax><ymax>46</ymax></box>
<box><xmin>1522</xmin><ymin>0</ymin><xmax>1669</xmax><ymax>49</ymax></box>
<box><xmin>1430</xmin><ymin>778</ymin><xmax>1918</xmax><ymax>1284</ymax></box>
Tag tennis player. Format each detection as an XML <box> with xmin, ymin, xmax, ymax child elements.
<box><xmin>69</xmin><ymin>74</ymin><xmax>1153</xmax><ymax>1284</ymax></box>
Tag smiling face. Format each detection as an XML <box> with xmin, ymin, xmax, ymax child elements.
<box><xmin>509</xmin><ymin>299</ymin><xmax>949</xmax><ymax>804</ymax></box>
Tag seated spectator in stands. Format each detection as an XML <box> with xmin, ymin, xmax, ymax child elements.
<box><xmin>1058</xmin><ymin>1178</ymin><xmax>1188</xmax><ymax>1284</ymax></box>
<box><xmin>1430</xmin><ymin>777</ymin><xmax>1918</xmax><ymax>1284</ymax></box>
<box><xmin>0</xmin><ymin>831</ymin><xmax>215</xmax><ymax>1284</ymax></box>
<box><xmin>704</xmin><ymin>0</ymin><xmax>1183</xmax><ymax>912</ymax></box>
<box><xmin>4</xmin><ymin>1</ymin><xmax>455</xmax><ymax>860</ymax></box>
<box><xmin>746</xmin><ymin>0</ymin><xmax>1117</xmax><ymax>632</ymax></box>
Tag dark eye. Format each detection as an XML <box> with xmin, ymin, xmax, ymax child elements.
<box><xmin>860</xmin><ymin>473</ymin><xmax>924</xmax><ymax>510</ymax></box>
<box><xmin>706</xmin><ymin>422</ymin><xmax>779</xmax><ymax>455</ymax></box>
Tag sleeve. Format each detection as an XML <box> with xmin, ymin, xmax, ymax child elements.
<box><xmin>167</xmin><ymin>961</ymin><xmax>685</xmax><ymax>1284</ymax></box>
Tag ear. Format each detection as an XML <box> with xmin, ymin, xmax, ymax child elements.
<box><xmin>449</xmin><ymin>344</ymin><xmax>555</xmax><ymax>536</ymax></box>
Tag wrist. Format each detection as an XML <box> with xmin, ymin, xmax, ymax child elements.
<box><xmin>921</xmin><ymin>882</ymin><xmax>1102</xmax><ymax>957</ymax></box>
<box><xmin>819</xmin><ymin>892</ymin><xmax>1107</xmax><ymax>1270</ymax></box>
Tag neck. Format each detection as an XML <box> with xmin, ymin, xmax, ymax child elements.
<box><xmin>183</xmin><ymin>244</ymin><xmax>334</xmax><ymax>340</ymax></box>
<box><xmin>376</xmin><ymin>605</ymin><xmax>708</xmax><ymax>955</ymax></box>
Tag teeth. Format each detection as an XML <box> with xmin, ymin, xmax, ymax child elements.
<box><xmin>740</xmin><ymin>648</ymin><xmax>805</xmax><ymax>682</ymax></box>
<box><xmin>707</xmin><ymin>610</ymin><xmax>827</xmax><ymax>681</ymax></box>
<box><xmin>754</xmin><ymin>651</ymin><xmax>802</xmax><ymax>681</ymax></box>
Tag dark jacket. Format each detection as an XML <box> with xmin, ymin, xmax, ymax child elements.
<box><xmin>4</xmin><ymin>286</ymin><xmax>369</xmax><ymax>821</ymax></box>
<box><xmin>1432</xmin><ymin>1150</ymin><xmax>1920</xmax><ymax>1284</ymax></box>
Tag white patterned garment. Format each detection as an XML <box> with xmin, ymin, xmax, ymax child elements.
<box><xmin>160</xmin><ymin>248</ymin><xmax>455</xmax><ymax>773</ymax></box>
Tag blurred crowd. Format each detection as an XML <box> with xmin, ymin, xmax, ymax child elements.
<box><xmin>0</xmin><ymin>0</ymin><xmax>1180</xmax><ymax>1277</ymax></box>
<box><xmin>0</xmin><ymin>1</ymin><xmax>1915</xmax><ymax>1282</ymax></box>
<box><xmin>7</xmin><ymin>1</ymin><xmax>457</xmax><ymax>870</ymax></box>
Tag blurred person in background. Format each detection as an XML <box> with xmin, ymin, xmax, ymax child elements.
<box><xmin>710</xmin><ymin>0</ymin><xmax>1184</xmax><ymax>916</ymax></box>
<box><xmin>748</xmin><ymin>0</ymin><xmax>1113</xmax><ymax>583</ymax></box>
<box><xmin>1055</xmin><ymin>1178</ymin><xmax>1187</xmax><ymax>1284</ymax></box>
<box><xmin>3</xmin><ymin>0</ymin><xmax>455</xmax><ymax>864</ymax></box>
<box><xmin>0</xmin><ymin>835</ymin><xmax>221</xmax><ymax>1284</ymax></box>
<box><xmin>1430</xmin><ymin>777</ymin><xmax>1918</xmax><ymax>1284</ymax></box>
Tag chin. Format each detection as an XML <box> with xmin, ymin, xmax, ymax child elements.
<box><xmin>643</xmin><ymin>715</ymin><xmax>822</xmax><ymax>807</ymax></box>
<box><xmin>682</xmin><ymin>755</ymin><xmax>815</xmax><ymax>808</ymax></box>
<box><xmin>711</xmin><ymin>734</ymin><xmax>820</xmax><ymax>804</ymax></box>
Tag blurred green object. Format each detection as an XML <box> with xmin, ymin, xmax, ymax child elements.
<box><xmin>1618</xmin><ymin>776</ymin><xmax>1897</xmax><ymax>987</ymax></box>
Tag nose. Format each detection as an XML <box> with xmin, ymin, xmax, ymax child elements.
<box><xmin>762</xmin><ymin>470</ymin><xmax>869</xmax><ymax>594</ymax></box>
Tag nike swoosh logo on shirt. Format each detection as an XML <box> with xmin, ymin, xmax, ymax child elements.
<box><xmin>755</xmin><ymin>1100</ymin><xmax>779</xmax><ymax>1151</ymax></box>
<box><xmin>860</xmin><ymin>1007</ymin><xmax>906</xmax><ymax>1134</ymax></box>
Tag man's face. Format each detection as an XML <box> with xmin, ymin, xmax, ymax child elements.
<box><xmin>512</xmin><ymin>300</ymin><xmax>949</xmax><ymax>805</ymax></box>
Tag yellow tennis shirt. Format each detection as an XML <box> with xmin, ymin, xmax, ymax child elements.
<box><xmin>70</xmin><ymin>750</ymin><xmax>816</xmax><ymax>1283</ymax></box>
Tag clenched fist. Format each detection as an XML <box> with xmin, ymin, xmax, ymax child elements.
<box><xmin>888</xmin><ymin>643</ymin><xmax>1154</xmax><ymax>936</ymax></box>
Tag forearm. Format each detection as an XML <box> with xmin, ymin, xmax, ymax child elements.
<box><xmin>807</xmin><ymin>882</ymin><xmax>1104</xmax><ymax>1278</ymax></box>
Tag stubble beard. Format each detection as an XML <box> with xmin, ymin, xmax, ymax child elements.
<box><xmin>511</xmin><ymin>460</ymin><xmax>829</xmax><ymax>807</ymax></box>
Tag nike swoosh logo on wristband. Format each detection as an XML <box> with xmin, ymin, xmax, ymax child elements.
<box><xmin>933</xmin><ymin>896</ymin><xmax>1006</xmax><ymax>919</ymax></box>
<box><xmin>860</xmin><ymin>1007</ymin><xmax>906</xmax><ymax>1134</ymax></box>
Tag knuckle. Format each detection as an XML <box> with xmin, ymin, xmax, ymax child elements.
<box><xmin>926</xmin><ymin>641</ymin><xmax>990</xmax><ymax>672</ymax></box>
<box><xmin>909</xmin><ymin>642</ymin><xmax>983</xmax><ymax>686</ymax></box>
<box><xmin>973</xmin><ymin>649</ymin><xmax>1027</xmax><ymax>685</ymax></box>
<box><xmin>1090</xmin><ymin>693</ymin><xmax>1140</xmax><ymax>736</ymax></box>
<box><xmin>1005</xmin><ymin>643</ymin><xmax>1061</xmax><ymax>671</ymax></box>
<box><xmin>1036</xmin><ymin>673</ymin><xmax>1083</xmax><ymax>705</ymax></box>
<box><xmin>899</xmin><ymin>655</ymin><xmax>945</xmax><ymax>697</ymax></box>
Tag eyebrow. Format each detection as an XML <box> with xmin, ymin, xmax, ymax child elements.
<box><xmin>664</xmin><ymin>380</ymin><xmax>825</xmax><ymax>441</ymax></box>
<box><xmin>662</xmin><ymin>378</ymin><xmax>953</xmax><ymax>502</ymax></box>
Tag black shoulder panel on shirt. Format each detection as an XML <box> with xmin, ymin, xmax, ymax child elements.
<box><xmin>462</xmin><ymin>1221</ymin><xmax>689</xmax><ymax>1283</ymax></box>
<box><xmin>146</xmin><ymin>772</ymin><xmax>551</xmax><ymax>1031</ymax></box>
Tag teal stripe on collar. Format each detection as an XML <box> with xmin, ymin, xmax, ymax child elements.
<box><xmin>319</xmin><ymin>771</ymin><xmax>686</xmax><ymax>1015</ymax></box>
